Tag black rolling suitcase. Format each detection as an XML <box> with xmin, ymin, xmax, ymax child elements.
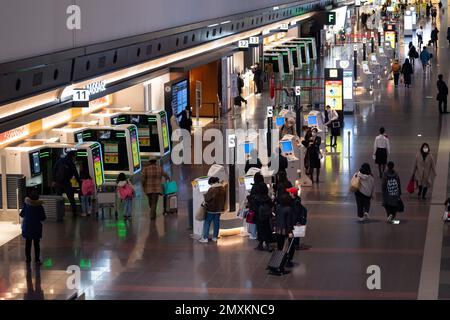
<box><xmin>267</xmin><ymin>237</ymin><xmax>294</xmax><ymax>275</ymax></box>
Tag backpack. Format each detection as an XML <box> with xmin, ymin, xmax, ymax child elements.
<box><xmin>118</xmin><ymin>183</ymin><xmax>134</xmax><ymax>200</ymax></box>
<box><xmin>81</xmin><ymin>179</ymin><xmax>95</xmax><ymax>196</ymax></box>
<box><xmin>386</xmin><ymin>176</ymin><xmax>400</xmax><ymax>197</ymax></box>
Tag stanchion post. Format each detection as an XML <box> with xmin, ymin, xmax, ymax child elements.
<box><xmin>363</xmin><ymin>43</ymin><xmax>366</xmax><ymax>61</ymax></box>
<box><xmin>347</xmin><ymin>130</ymin><xmax>351</xmax><ymax>159</ymax></box>
<box><xmin>353</xmin><ymin>48</ymin><xmax>358</xmax><ymax>81</ymax></box>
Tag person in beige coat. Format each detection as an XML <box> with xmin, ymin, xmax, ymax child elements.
<box><xmin>412</xmin><ymin>143</ymin><xmax>437</xmax><ymax>200</ymax></box>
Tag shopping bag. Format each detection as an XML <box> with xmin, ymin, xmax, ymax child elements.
<box><xmin>195</xmin><ymin>204</ymin><xmax>206</xmax><ymax>221</ymax></box>
<box><xmin>163</xmin><ymin>181</ymin><xmax>178</xmax><ymax>195</ymax></box>
<box><xmin>406</xmin><ymin>178</ymin><xmax>415</xmax><ymax>194</ymax></box>
<box><xmin>293</xmin><ymin>225</ymin><xmax>306</xmax><ymax>238</ymax></box>
<box><xmin>349</xmin><ymin>174</ymin><xmax>360</xmax><ymax>193</ymax></box>
<box><xmin>245</xmin><ymin>210</ymin><xmax>255</xmax><ymax>224</ymax></box>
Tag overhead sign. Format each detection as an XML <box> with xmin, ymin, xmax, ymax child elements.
<box><xmin>266</xmin><ymin>106</ymin><xmax>273</xmax><ymax>118</ymax></box>
<box><xmin>249</xmin><ymin>37</ymin><xmax>260</xmax><ymax>45</ymax></box>
<box><xmin>73</xmin><ymin>89</ymin><xmax>90</xmax><ymax>102</ymax></box>
<box><xmin>238</xmin><ymin>40</ymin><xmax>249</xmax><ymax>48</ymax></box>
<box><xmin>295</xmin><ymin>86</ymin><xmax>301</xmax><ymax>96</ymax></box>
<box><xmin>280</xmin><ymin>23</ymin><xmax>289</xmax><ymax>31</ymax></box>
<box><xmin>326</xmin><ymin>12</ymin><xmax>336</xmax><ymax>25</ymax></box>
<box><xmin>353</xmin><ymin>44</ymin><xmax>358</xmax><ymax>51</ymax></box>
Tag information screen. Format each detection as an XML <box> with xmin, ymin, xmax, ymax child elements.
<box><xmin>138</xmin><ymin>127</ymin><xmax>150</xmax><ymax>147</ymax></box>
<box><xmin>172</xmin><ymin>80</ymin><xmax>188</xmax><ymax>121</ymax></box>
<box><xmin>244</xmin><ymin>176</ymin><xmax>254</xmax><ymax>191</ymax></box>
<box><xmin>76</xmin><ymin>133</ymin><xmax>83</xmax><ymax>143</ymax></box>
<box><xmin>30</xmin><ymin>152</ymin><xmax>41</xmax><ymax>176</ymax></box>
<box><xmin>91</xmin><ymin>146</ymin><xmax>104</xmax><ymax>187</ymax></box>
<box><xmin>343</xmin><ymin>71</ymin><xmax>353</xmax><ymax>100</ymax></box>
<box><xmin>276</xmin><ymin>117</ymin><xmax>285</xmax><ymax>126</ymax></box>
<box><xmin>104</xmin><ymin>143</ymin><xmax>119</xmax><ymax>164</ymax></box>
<box><xmin>385</xmin><ymin>31</ymin><xmax>396</xmax><ymax>49</ymax></box>
<box><xmin>244</xmin><ymin>142</ymin><xmax>254</xmax><ymax>154</ymax></box>
<box><xmin>129</xmin><ymin>127</ymin><xmax>140</xmax><ymax>170</ymax></box>
<box><xmin>281</xmin><ymin>140</ymin><xmax>293</xmax><ymax>153</ymax></box>
<box><xmin>197</xmin><ymin>178</ymin><xmax>210</xmax><ymax>193</ymax></box>
<box><xmin>325</xmin><ymin>80</ymin><xmax>343</xmax><ymax>111</ymax></box>
<box><xmin>307</xmin><ymin>115</ymin><xmax>317</xmax><ymax>126</ymax></box>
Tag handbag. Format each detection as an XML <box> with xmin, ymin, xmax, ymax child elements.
<box><xmin>246</xmin><ymin>210</ymin><xmax>255</xmax><ymax>224</ymax></box>
<box><xmin>293</xmin><ymin>225</ymin><xmax>306</xmax><ymax>238</ymax></box>
<box><xmin>163</xmin><ymin>181</ymin><xmax>178</xmax><ymax>195</ymax></box>
<box><xmin>195</xmin><ymin>204</ymin><xmax>207</xmax><ymax>221</ymax></box>
<box><xmin>349</xmin><ymin>174</ymin><xmax>360</xmax><ymax>193</ymax></box>
<box><xmin>406</xmin><ymin>178</ymin><xmax>416</xmax><ymax>194</ymax></box>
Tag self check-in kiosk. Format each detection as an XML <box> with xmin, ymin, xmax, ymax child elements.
<box><xmin>304</xmin><ymin>110</ymin><xmax>326</xmax><ymax>143</ymax></box>
<box><xmin>287</xmin><ymin>37</ymin><xmax>317</xmax><ymax>60</ymax></box>
<box><xmin>273</xmin><ymin>45</ymin><xmax>300</xmax><ymax>69</ymax></box>
<box><xmin>285</xmin><ymin>41</ymin><xmax>311</xmax><ymax>65</ymax></box>
<box><xmin>264</xmin><ymin>49</ymin><xmax>293</xmax><ymax>75</ymax></box>
<box><xmin>91</xmin><ymin>110</ymin><xmax>170</xmax><ymax>159</ymax></box>
<box><xmin>263</xmin><ymin>53</ymin><xmax>284</xmax><ymax>77</ymax></box>
<box><xmin>4</xmin><ymin>141</ymin><xmax>105</xmax><ymax>196</ymax></box>
<box><xmin>53</xmin><ymin>124</ymin><xmax>141</xmax><ymax>176</ymax></box>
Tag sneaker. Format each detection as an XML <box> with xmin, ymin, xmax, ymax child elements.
<box><xmin>358</xmin><ymin>217</ymin><xmax>365</xmax><ymax>222</ymax></box>
<box><xmin>364</xmin><ymin>212</ymin><xmax>370</xmax><ymax>220</ymax></box>
<box><xmin>249</xmin><ymin>236</ymin><xmax>257</xmax><ymax>240</ymax></box>
<box><xmin>387</xmin><ymin>215</ymin><xmax>394</xmax><ymax>223</ymax></box>
<box><xmin>212</xmin><ymin>237</ymin><xmax>218</xmax><ymax>242</ymax></box>
<box><xmin>198</xmin><ymin>238</ymin><xmax>208</xmax><ymax>243</ymax></box>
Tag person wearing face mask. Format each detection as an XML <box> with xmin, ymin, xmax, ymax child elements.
<box><xmin>280</xmin><ymin>117</ymin><xmax>297</xmax><ymax>140</ymax></box>
<box><xmin>412</xmin><ymin>143</ymin><xmax>437</xmax><ymax>200</ymax></box>
<box><xmin>323</xmin><ymin>105</ymin><xmax>340</xmax><ymax>148</ymax></box>
<box><xmin>304</xmin><ymin>128</ymin><xmax>322</xmax><ymax>183</ymax></box>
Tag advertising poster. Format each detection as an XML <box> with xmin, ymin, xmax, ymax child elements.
<box><xmin>161</xmin><ymin>121</ymin><xmax>169</xmax><ymax>150</ymax></box>
<box><xmin>104</xmin><ymin>143</ymin><xmax>119</xmax><ymax>164</ymax></box>
<box><xmin>130</xmin><ymin>130</ymin><xmax>140</xmax><ymax>168</ymax></box>
<box><xmin>343</xmin><ymin>71</ymin><xmax>353</xmax><ymax>100</ymax></box>
<box><xmin>325</xmin><ymin>80</ymin><xmax>343</xmax><ymax>111</ymax></box>
<box><xmin>138</xmin><ymin>127</ymin><xmax>150</xmax><ymax>147</ymax></box>
<box><xmin>94</xmin><ymin>155</ymin><xmax>103</xmax><ymax>186</ymax></box>
<box><xmin>385</xmin><ymin>31</ymin><xmax>395</xmax><ymax>49</ymax></box>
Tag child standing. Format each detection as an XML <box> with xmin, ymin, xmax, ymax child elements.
<box><xmin>116</xmin><ymin>173</ymin><xmax>134</xmax><ymax>220</ymax></box>
<box><xmin>80</xmin><ymin>168</ymin><xmax>95</xmax><ymax>217</ymax></box>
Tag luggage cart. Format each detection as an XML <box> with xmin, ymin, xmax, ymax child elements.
<box><xmin>95</xmin><ymin>183</ymin><xmax>118</xmax><ymax>220</ymax></box>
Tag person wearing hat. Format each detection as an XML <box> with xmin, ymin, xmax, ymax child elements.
<box><xmin>287</xmin><ymin>187</ymin><xmax>307</xmax><ymax>255</ymax></box>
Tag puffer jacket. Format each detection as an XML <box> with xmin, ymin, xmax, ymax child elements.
<box><xmin>20</xmin><ymin>198</ymin><xmax>46</xmax><ymax>239</ymax></box>
<box><xmin>357</xmin><ymin>172</ymin><xmax>375</xmax><ymax>198</ymax></box>
<box><xmin>204</xmin><ymin>183</ymin><xmax>227</xmax><ymax>213</ymax></box>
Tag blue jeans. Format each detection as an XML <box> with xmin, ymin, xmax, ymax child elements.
<box><xmin>81</xmin><ymin>195</ymin><xmax>92</xmax><ymax>215</ymax></box>
<box><xmin>123</xmin><ymin>199</ymin><xmax>133</xmax><ymax>217</ymax></box>
<box><xmin>248</xmin><ymin>223</ymin><xmax>257</xmax><ymax>238</ymax></box>
<box><xmin>202</xmin><ymin>212</ymin><xmax>220</xmax><ymax>239</ymax></box>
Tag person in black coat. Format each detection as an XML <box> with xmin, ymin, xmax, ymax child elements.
<box><xmin>248</xmin><ymin>173</ymin><xmax>273</xmax><ymax>251</ymax></box>
<box><xmin>273</xmin><ymin>170</ymin><xmax>293</xmax><ymax>199</ymax></box>
<box><xmin>304</xmin><ymin>127</ymin><xmax>322</xmax><ymax>183</ymax></box>
<box><xmin>52</xmin><ymin>151</ymin><xmax>80</xmax><ymax>216</ymax></box>
<box><xmin>447</xmin><ymin>27</ymin><xmax>450</xmax><ymax>45</ymax></box>
<box><xmin>20</xmin><ymin>189</ymin><xmax>46</xmax><ymax>265</ymax></box>
<box><xmin>252</xmin><ymin>63</ymin><xmax>263</xmax><ymax>94</ymax></box>
<box><xmin>177</xmin><ymin>106</ymin><xmax>193</xmax><ymax>133</ymax></box>
<box><xmin>401</xmin><ymin>58</ymin><xmax>413</xmax><ymax>88</ymax></box>
<box><xmin>273</xmin><ymin>192</ymin><xmax>295</xmax><ymax>252</ymax></box>
<box><xmin>287</xmin><ymin>187</ymin><xmax>307</xmax><ymax>262</ymax></box>
<box><xmin>437</xmin><ymin>74</ymin><xmax>449</xmax><ymax>114</ymax></box>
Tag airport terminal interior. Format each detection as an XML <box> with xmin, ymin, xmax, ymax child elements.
<box><xmin>1</xmin><ymin>0</ymin><xmax>450</xmax><ymax>301</ymax></box>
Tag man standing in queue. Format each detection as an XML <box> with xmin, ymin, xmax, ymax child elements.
<box><xmin>52</xmin><ymin>151</ymin><xmax>81</xmax><ymax>216</ymax></box>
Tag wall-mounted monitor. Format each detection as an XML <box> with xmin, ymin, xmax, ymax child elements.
<box><xmin>307</xmin><ymin>115</ymin><xmax>317</xmax><ymax>126</ymax></box>
<box><xmin>281</xmin><ymin>140</ymin><xmax>293</xmax><ymax>153</ymax></box>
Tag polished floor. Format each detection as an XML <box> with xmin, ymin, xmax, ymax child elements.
<box><xmin>2</xmin><ymin>7</ymin><xmax>450</xmax><ymax>300</ymax></box>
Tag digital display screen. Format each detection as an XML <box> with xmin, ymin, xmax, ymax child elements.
<box><xmin>244</xmin><ymin>143</ymin><xmax>254</xmax><ymax>154</ymax></box>
<box><xmin>161</xmin><ymin>115</ymin><xmax>170</xmax><ymax>151</ymax></box>
<box><xmin>325</xmin><ymin>80</ymin><xmax>343</xmax><ymax>111</ymax></box>
<box><xmin>131</xmin><ymin>115</ymin><xmax>140</xmax><ymax>125</ymax></box>
<box><xmin>371</xmin><ymin>55</ymin><xmax>377</xmax><ymax>62</ymax></box>
<box><xmin>276</xmin><ymin>117</ymin><xmax>285</xmax><ymax>126</ymax></box>
<box><xmin>31</xmin><ymin>152</ymin><xmax>41</xmax><ymax>175</ymax></box>
<box><xmin>385</xmin><ymin>31</ymin><xmax>396</xmax><ymax>49</ymax></box>
<box><xmin>343</xmin><ymin>71</ymin><xmax>353</xmax><ymax>100</ymax></box>
<box><xmin>307</xmin><ymin>115</ymin><xmax>317</xmax><ymax>126</ymax></box>
<box><xmin>99</xmin><ymin>131</ymin><xmax>111</xmax><ymax>140</ymax></box>
<box><xmin>91</xmin><ymin>146</ymin><xmax>104</xmax><ymax>187</ymax></box>
<box><xmin>244</xmin><ymin>176</ymin><xmax>254</xmax><ymax>191</ymax></box>
<box><xmin>129</xmin><ymin>127</ymin><xmax>140</xmax><ymax>170</ymax></box>
<box><xmin>172</xmin><ymin>80</ymin><xmax>188</xmax><ymax>122</ymax></box>
<box><xmin>138</xmin><ymin>127</ymin><xmax>150</xmax><ymax>147</ymax></box>
<box><xmin>197</xmin><ymin>178</ymin><xmax>210</xmax><ymax>193</ymax></box>
<box><xmin>379</xmin><ymin>47</ymin><xmax>385</xmax><ymax>54</ymax></box>
<box><xmin>281</xmin><ymin>140</ymin><xmax>293</xmax><ymax>153</ymax></box>
<box><xmin>77</xmin><ymin>133</ymin><xmax>83</xmax><ymax>144</ymax></box>
<box><xmin>104</xmin><ymin>143</ymin><xmax>119</xmax><ymax>164</ymax></box>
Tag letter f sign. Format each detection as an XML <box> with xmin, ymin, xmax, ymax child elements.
<box><xmin>327</xmin><ymin>12</ymin><xmax>336</xmax><ymax>25</ymax></box>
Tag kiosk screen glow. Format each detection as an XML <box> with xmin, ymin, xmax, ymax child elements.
<box><xmin>325</xmin><ymin>80</ymin><xmax>343</xmax><ymax>111</ymax></box>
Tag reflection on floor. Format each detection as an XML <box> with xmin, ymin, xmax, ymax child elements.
<box><xmin>1</xmin><ymin>9</ymin><xmax>450</xmax><ymax>300</ymax></box>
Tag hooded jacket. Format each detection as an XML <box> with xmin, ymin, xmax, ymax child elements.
<box><xmin>356</xmin><ymin>172</ymin><xmax>375</xmax><ymax>198</ymax></box>
<box><xmin>382</xmin><ymin>170</ymin><xmax>402</xmax><ymax>207</ymax></box>
<box><xmin>204</xmin><ymin>183</ymin><xmax>227</xmax><ymax>213</ymax></box>
<box><xmin>20</xmin><ymin>197</ymin><xmax>46</xmax><ymax>239</ymax></box>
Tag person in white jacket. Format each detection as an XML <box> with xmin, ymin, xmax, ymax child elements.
<box><xmin>353</xmin><ymin>163</ymin><xmax>375</xmax><ymax>222</ymax></box>
<box><xmin>373</xmin><ymin>127</ymin><xmax>391</xmax><ymax>178</ymax></box>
